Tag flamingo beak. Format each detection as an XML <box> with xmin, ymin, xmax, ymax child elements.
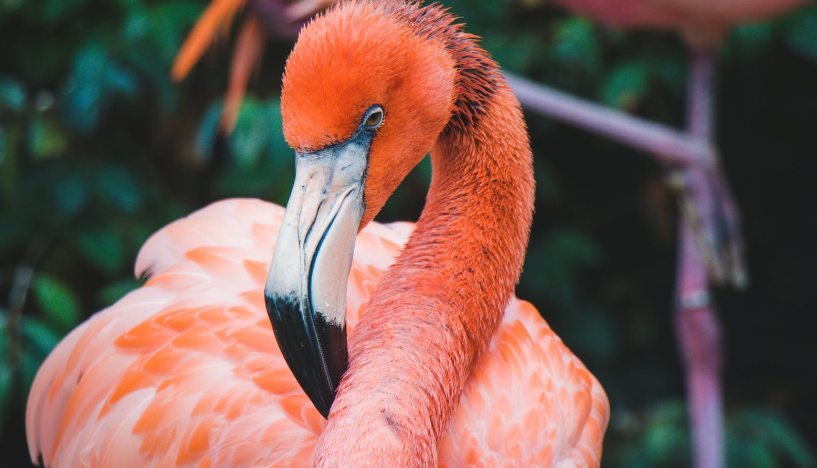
<box><xmin>264</xmin><ymin>135</ymin><xmax>370</xmax><ymax>418</ymax></box>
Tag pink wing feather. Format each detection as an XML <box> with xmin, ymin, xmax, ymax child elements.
<box><xmin>27</xmin><ymin>198</ymin><xmax>608</xmax><ymax>467</ymax></box>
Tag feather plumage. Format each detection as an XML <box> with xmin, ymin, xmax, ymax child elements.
<box><xmin>27</xmin><ymin>199</ymin><xmax>607</xmax><ymax>467</ymax></box>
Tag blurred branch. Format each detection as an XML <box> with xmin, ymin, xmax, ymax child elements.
<box><xmin>505</xmin><ymin>72</ymin><xmax>717</xmax><ymax>168</ymax></box>
<box><xmin>4</xmin><ymin>235</ymin><xmax>52</xmax><ymax>369</ymax></box>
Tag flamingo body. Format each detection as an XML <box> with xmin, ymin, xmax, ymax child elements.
<box><xmin>550</xmin><ymin>0</ymin><xmax>812</xmax><ymax>44</ymax></box>
<box><xmin>27</xmin><ymin>198</ymin><xmax>608</xmax><ymax>467</ymax></box>
<box><xmin>29</xmin><ymin>1</ymin><xmax>611</xmax><ymax>465</ymax></box>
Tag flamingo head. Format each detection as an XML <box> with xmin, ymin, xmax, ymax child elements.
<box><xmin>264</xmin><ymin>1</ymin><xmax>459</xmax><ymax>418</ymax></box>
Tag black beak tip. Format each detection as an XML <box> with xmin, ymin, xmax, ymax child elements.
<box><xmin>265</xmin><ymin>291</ymin><xmax>348</xmax><ymax>419</ymax></box>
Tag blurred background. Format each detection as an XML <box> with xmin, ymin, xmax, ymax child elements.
<box><xmin>2</xmin><ymin>0</ymin><xmax>816</xmax><ymax>466</ymax></box>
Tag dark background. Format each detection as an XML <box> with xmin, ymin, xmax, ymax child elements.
<box><xmin>2</xmin><ymin>0</ymin><xmax>816</xmax><ymax>466</ymax></box>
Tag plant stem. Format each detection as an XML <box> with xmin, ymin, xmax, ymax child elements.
<box><xmin>5</xmin><ymin>235</ymin><xmax>51</xmax><ymax>372</ymax></box>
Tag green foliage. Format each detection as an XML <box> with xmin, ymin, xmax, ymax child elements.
<box><xmin>729</xmin><ymin>410</ymin><xmax>817</xmax><ymax>468</ymax></box>
<box><xmin>603</xmin><ymin>402</ymin><xmax>817</xmax><ymax>468</ymax></box>
<box><xmin>553</xmin><ymin>18</ymin><xmax>601</xmax><ymax>72</ymax></box>
<box><xmin>0</xmin><ymin>344</ymin><xmax>12</xmax><ymax>438</ymax></box>
<box><xmin>525</xmin><ymin>228</ymin><xmax>603</xmax><ymax>311</ymax></box>
<box><xmin>603</xmin><ymin>60</ymin><xmax>650</xmax><ymax>109</ymax></box>
<box><xmin>31</xmin><ymin>275</ymin><xmax>80</xmax><ymax>332</ymax></box>
<box><xmin>784</xmin><ymin>5</ymin><xmax>817</xmax><ymax>63</ymax></box>
<box><xmin>2</xmin><ymin>0</ymin><xmax>816</xmax><ymax>466</ymax></box>
<box><xmin>0</xmin><ymin>0</ymin><xmax>206</xmax><ymax>460</ymax></box>
<box><xmin>0</xmin><ymin>310</ymin><xmax>63</xmax><ymax>438</ymax></box>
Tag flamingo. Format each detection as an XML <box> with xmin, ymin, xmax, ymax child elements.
<box><xmin>25</xmin><ymin>1</ymin><xmax>610</xmax><ymax>466</ymax></box>
<box><xmin>546</xmin><ymin>0</ymin><xmax>812</xmax><ymax>43</ymax></box>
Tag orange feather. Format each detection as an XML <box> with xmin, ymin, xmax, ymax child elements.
<box><xmin>27</xmin><ymin>200</ymin><xmax>608</xmax><ymax>467</ymax></box>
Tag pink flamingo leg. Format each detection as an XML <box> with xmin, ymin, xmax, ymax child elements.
<box><xmin>509</xmin><ymin>47</ymin><xmax>748</xmax><ymax>468</ymax></box>
<box><xmin>675</xmin><ymin>218</ymin><xmax>725</xmax><ymax>468</ymax></box>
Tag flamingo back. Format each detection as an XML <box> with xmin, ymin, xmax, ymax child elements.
<box><xmin>26</xmin><ymin>198</ymin><xmax>608</xmax><ymax>467</ymax></box>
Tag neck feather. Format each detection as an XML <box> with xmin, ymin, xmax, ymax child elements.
<box><xmin>315</xmin><ymin>77</ymin><xmax>535</xmax><ymax>466</ymax></box>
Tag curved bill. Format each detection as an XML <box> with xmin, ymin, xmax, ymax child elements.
<box><xmin>264</xmin><ymin>136</ymin><xmax>369</xmax><ymax>418</ymax></box>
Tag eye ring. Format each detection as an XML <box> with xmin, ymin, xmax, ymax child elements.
<box><xmin>363</xmin><ymin>106</ymin><xmax>383</xmax><ymax>128</ymax></box>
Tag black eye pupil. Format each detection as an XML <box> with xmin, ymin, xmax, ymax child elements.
<box><xmin>365</xmin><ymin>110</ymin><xmax>382</xmax><ymax>127</ymax></box>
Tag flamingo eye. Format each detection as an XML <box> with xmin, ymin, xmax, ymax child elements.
<box><xmin>363</xmin><ymin>107</ymin><xmax>383</xmax><ymax>128</ymax></box>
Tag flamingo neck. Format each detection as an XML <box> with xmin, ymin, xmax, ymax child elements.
<box><xmin>315</xmin><ymin>81</ymin><xmax>535</xmax><ymax>466</ymax></box>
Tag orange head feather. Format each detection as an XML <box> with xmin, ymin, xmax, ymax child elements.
<box><xmin>281</xmin><ymin>0</ymin><xmax>500</xmax><ymax>227</ymax></box>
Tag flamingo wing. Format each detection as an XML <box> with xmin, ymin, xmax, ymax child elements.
<box><xmin>441</xmin><ymin>299</ymin><xmax>609</xmax><ymax>467</ymax></box>
<box><xmin>26</xmin><ymin>198</ymin><xmax>608</xmax><ymax>467</ymax></box>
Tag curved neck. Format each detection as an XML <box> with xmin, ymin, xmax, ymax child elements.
<box><xmin>314</xmin><ymin>81</ymin><xmax>534</xmax><ymax>466</ymax></box>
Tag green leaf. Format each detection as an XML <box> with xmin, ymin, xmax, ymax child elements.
<box><xmin>0</xmin><ymin>77</ymin><xmax>27</xmax><ymax>112</ymax></box>
<box><xmin>482</xmin><ymin>32</ymin><xmax>541</xmax><ymax>74</ymax></box>
<box><xmin>95</xmin><ymin>165</ymin><xmax>144</xmax><ymax>213</ymax></box>
<box><xmin>230</xmin><ymin>98</ymin><xmax>291</xmax><ymax>168</ymax></box>
<box><xmin>1</xmin><ymin>0</ymin><xmax>24</xmax><ymax>12</ymax></box>
<box><xmin>552</xmin><ymin>18</ymin><xmax>599</xmax><ymax>72</ymax></box>
<box><xmin>563</xmin><ymin>308</ymin><xmax>619</xmax><ymax>362</ymax></box>
<box><xmin>0</xmin><ymin>310</ymin><xmax>6</xmax><ymax>349</ymax></box>
<box><xmin>28</xmin><ymin>115</ymin><xmax>68</xmax><ymax>159</ymax></box>
<box><xmin>74</xmin><ymin>225</ymin><xmax>126</xmax><ymax>273</ymax></box>
<box><xmin>20</xmin><ymin>317</ymin><xmax>62</xmax><ymax>356</ymax></box>
<box><xmin>31</xmin><ymin>275</ymin><xmax>81</xmax><ymax>331</ymax></box>
<box><xmin>43</xmin><ymin>0</ymin><xmax>87</xmax><ymax>23</ymax></box>
<box><xmin>786</xmin><ymin>7</ymin><xmax>817</xmax><ymax>63</ymax></box>
<box><xmin>14</xmin><ymin>316</ymin><xmax>62</xmax><ymax>393</ymax></box>
<box><xmin>62</xmin><ymin>47</ymin><xmax>107</xmax><ymax>133</ymax></box>
<box><xmin>527</xmin><ymin>228</ymin><xmax>603</xmax><ymax>310</ymax></box>
<box><xmin>733</xmin><ymin>23</ymin><xmax>775</xmax><ymax>56</ymax></box>
<box><xmin>146</xmin><ymin>1</ymin><xmax>205</xmax><ymax>64</ymax></box>
<box><xmin>643</xmin><ymin>400</ymin><xmax>689</xmax><ymax>464</ymax></box>
<box><xmin>0</xmin><ymin>123</ymin><xmax>20</xmax><ymax>200</ymax></box>
<box><xmin>0</xmin><ymin>125</ymin><xmax>5</xmax><ymax>167</ymax></box>
<box><xmin>195</xmin><ymin>100</ymin><xmax>223</xmax><ymax>162</ymax></box>
<box><xmin>264</xmin><ymin>100</ymin><xmax>292</xmax><ymax>161</ymax></box>
<box><xmin>231</xmin><ymin>99</ymin><xmax>273</xmax><ymax>167</ymax></box>
<box><xmin>104</xmin><ymin>62</ymin><xmax>139</xmax><ymax>98</ymax></box>
<box><xmin>0</xmin><ymin>359</ymin><xmax>14</xmax><ymax>437</ymax></box>
<box><xmin>123</xmin><ymin>45</ymin><xmax>178</xmax><ymax>111</ymax></box>
<box><xmin>745</xmin><ymin>443</ymin><xmax>777</xmax><ymax>468</ymax></box>
<box><xmin>62</xmin><ymin>47</ymin><xmax>139</xmax><ymax>133</ymax></box>
<box><xmin>650</xmin><ymin>55</ymin><xmax>686</xmax><ymax>93</ymax></box>
<box><xmin>215</xmin><ymin>163</ymin><xmax>279</xmax><ymax>198</ymax></box>
<box><xmin>19</xmin><ymin>348</ymin><xmax>42</xmax><ymax>398</ymax></box>
<box><xmin>51</xmin><ymin>169</ymin><xmax>89</xmax><ymax>216</ymax></box>
<box><xmin>123</xmin><ymin>8</ymin><xmax>149</xmax><ymax>42</ymax></box>
<box><xmin>761</xmin><ymin>412</ymin><xmax>816</xmax><ymax>467</ymax></box>
<box><xmin>602</xmin><ymin>61</ymin><xmax>650</xmax><ymax>109</ymax></box>
<box><xmin>533</xmin><ymin>160</ymin><xmax>560</xmax><ymax>204</ymax></box>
